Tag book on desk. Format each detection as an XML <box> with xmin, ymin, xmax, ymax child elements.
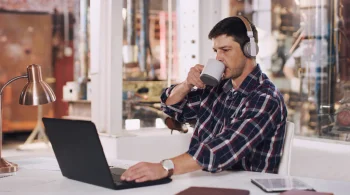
<box><xmin>175</xmin><ymin>187</ymin><xmax>249</xmax><ymax>195</ymax></box>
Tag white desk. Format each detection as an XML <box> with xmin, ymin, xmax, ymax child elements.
<box><xmin>0</xmin><ymin>157</ymin><xmax>349</xmax><ymax>195</ymax></box>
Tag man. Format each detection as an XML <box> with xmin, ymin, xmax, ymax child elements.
<box><xmin>121</xmin><ymin>16</ymin><xmax>287</xmax><ymax>183</ymax></box>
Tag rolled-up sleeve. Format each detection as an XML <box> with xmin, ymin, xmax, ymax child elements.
<box><xmin>160</xmin><ymin>85</ymin><xmax>202</xmax><ymax>123</ymax></box>
<box><xmin>187</xmin><ymin>94</ymin><xmax>281</xmax><ymax>173</ymax></box>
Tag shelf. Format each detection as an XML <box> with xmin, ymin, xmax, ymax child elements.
<box><xmin>62</xmin><ymin>116</ymin><xmax>91</xmax><ymax>121</ymax></box>
<box><xmin>63</xmin><ymin>100</ymin><xmax>91</xmax><ymax>104</ymax></box>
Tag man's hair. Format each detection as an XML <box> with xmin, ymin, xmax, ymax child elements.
<box><xmin>208</xmin><ymin>16</ymin><xmax>258</xmax><ymax>51</ymax></box>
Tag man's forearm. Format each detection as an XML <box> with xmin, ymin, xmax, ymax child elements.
<box><xmin>165</xmin><ymin>82</ymin><xmax>192</xmax><ymax>106</ymax></box>
<box><xmin>170</xmin><ymin>153</ymin><xmax>202</xmax><ymax>175</ymax></box>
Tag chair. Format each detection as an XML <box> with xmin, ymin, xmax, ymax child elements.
<box><xmin>278</xmin><ymin>121</ymin><xmax>295</xmax><ymax>175</ymax></box>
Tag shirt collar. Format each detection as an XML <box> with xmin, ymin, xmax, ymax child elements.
<box><xmin>222</xmin><ymin>64</ymin><xmax>263</xmax><ymax>96</ymax></box>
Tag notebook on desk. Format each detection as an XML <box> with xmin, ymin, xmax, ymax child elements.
<box><xmin>42</xmin><ymin>118</ymin><xmax>172</xmax><ymax>190</ymax></box>
<box><xmin>175</xmin><ymin>187</ymin><xmax>250</xmax><ymax>195</ymax></box>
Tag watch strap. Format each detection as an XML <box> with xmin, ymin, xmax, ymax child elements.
<box><xmin>167</xmin><ymin>167</ymin><xmax>174</xmax><ymax>177</ymax></box>
<box><xmin>161</xmin><ymin>159</ymin><xmax>174</xmax><ymax>178</ymax></box>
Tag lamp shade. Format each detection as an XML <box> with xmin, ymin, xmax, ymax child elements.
<box><xmin>19</xmin><ymin>64</ymin><xmax>56</xmax><ymax>105</ymax></box>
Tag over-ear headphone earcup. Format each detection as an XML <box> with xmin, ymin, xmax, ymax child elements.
<box><xmin>243</xmin><ymin>42</ymin><xmax>259</xmax><ymax>58</ymax></box>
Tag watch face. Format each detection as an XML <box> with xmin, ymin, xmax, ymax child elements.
<box><xmin>162</xmin><ymin>160</ymin><xmax>174</xmax><ymax>170</ymax></box>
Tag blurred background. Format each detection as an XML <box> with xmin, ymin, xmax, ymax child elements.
<box><xmin>1</xmin><ymin>0</ymin><xmax>350</xmax><ymax>147</ymax></box>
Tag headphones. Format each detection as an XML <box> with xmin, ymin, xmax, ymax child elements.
<box><xmin>235</xmin><ymin>16</ymin><xmax>259</xmax><ymax>58</ymax></box>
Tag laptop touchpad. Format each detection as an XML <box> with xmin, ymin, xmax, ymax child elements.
<box><xmin>110</xmin><ymin>167</ymin><xmax>126</xmax><ymax>175</ymax></box>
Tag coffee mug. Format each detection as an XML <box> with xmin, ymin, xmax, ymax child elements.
<box><xmin>200</xmin><ymin>59</ymin><xmax>225</xmax><ymax>87</ymax></box>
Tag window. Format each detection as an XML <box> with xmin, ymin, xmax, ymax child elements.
<box><xmin>121</xmin><ymin>0</ymin><xmax>177</xmax><ymax>130</ymax></box>
<box><xmin>231</xmin><ymin>0</ymin><xmax>350</xmax><ymax>142</ymax></box>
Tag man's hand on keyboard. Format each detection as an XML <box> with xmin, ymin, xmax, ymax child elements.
<box><xmin>120</xmin><ymin>162</ymin><xmax>168</xmax><ymax>183</ymax></box>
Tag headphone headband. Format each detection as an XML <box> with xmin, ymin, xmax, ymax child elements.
<box><xmin>235</xmin><ymin>15</ymin><xmax>258</xmax><ymax>57</ymax></box>
<box><xmin>236</xmin><ymin>15</ymin><xmax>252</xmax><ymax>32</ymax></box>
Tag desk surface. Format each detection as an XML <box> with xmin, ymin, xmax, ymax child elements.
<box><xmin>0</xmin><ymin>157</ymin><xmax>349</xmax><ymax>195</ymax></box>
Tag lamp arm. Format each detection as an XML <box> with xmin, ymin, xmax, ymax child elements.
<box><xmin>0</xmin><ymin>75</ymin><xmax>27</xmax><ymax>159</ymax></box>
<box><xmin>0</xmin><ymin>75</ymin><xmax>28</xmax><ymax>95</ymax></box>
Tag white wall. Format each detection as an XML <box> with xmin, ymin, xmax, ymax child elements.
<box><xmin>100</xmin><ymin>131</ymin><xmax>192</xmax><ymax>162</ymax></box>
<box><xmin>290</xmin><ymin>138</ymin><xmax>350</xmax><ymax>182</ymax></box>
<box><xmin>177</xmin><ymin>0</ymin><xmax>230</xmax><ymax>82</ymax></box>
<box><xmin>90</xmin><ymin>0</ymin><xmax>123</xmax><ymax>135</ymax></box>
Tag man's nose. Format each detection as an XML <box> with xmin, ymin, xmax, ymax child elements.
<box><xmin>216</xmin><ymin>53</ymin><xmax>223</xmax><ymax>62</ymax></box>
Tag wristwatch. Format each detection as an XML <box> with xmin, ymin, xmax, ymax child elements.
<box><xmin>161</xmin><ymin>159</ymin><xmax>174</xmax><ymax>178</ymax></box>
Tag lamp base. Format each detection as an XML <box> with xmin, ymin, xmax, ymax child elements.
<box><xmin>0</xmin><ymin>158</ymin><xmax>18</xmax><ymax>174</ymax></box>
<box><xmin>17</xmin><ymin>142</ymin><xmax>51</xmax><ymax>151</ymax></box>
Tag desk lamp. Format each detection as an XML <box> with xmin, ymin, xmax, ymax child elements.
<box><xmin>0</xmin><ymin>64</ymin><xmax>56</xmax><ymax>173</ymax></box>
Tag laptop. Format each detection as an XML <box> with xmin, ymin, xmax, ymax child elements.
<box><xmin>42</xmin><ymin>117</ymin><xmax>172</xmax><ymax>190</ymax></box>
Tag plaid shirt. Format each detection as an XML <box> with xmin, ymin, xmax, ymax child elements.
<box><xmin>161</xmin><ymin>65</ymin><xmax>287</xmax><ymax>173</ymax></box>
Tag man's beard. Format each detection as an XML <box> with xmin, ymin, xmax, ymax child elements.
<box><xmin>230</xmin><ymin>67</ymin><xmax>244</xmax><ymax>80</ymax></box>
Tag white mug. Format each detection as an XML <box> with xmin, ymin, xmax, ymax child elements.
<box><xmin>200</xmin><ymin>59</ymin><xmax>225</xmax><ymax>87</ymax></box>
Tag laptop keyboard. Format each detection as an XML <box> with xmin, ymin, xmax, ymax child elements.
<box><xmin>109</xmin><ymin>167</ymin><xmax>172</xmax><ymax>188</ymax></box>
<box><xmin>110</xmin><ymin>167</ymin><xmax>136</xmax><ymax>186</ymax></box>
